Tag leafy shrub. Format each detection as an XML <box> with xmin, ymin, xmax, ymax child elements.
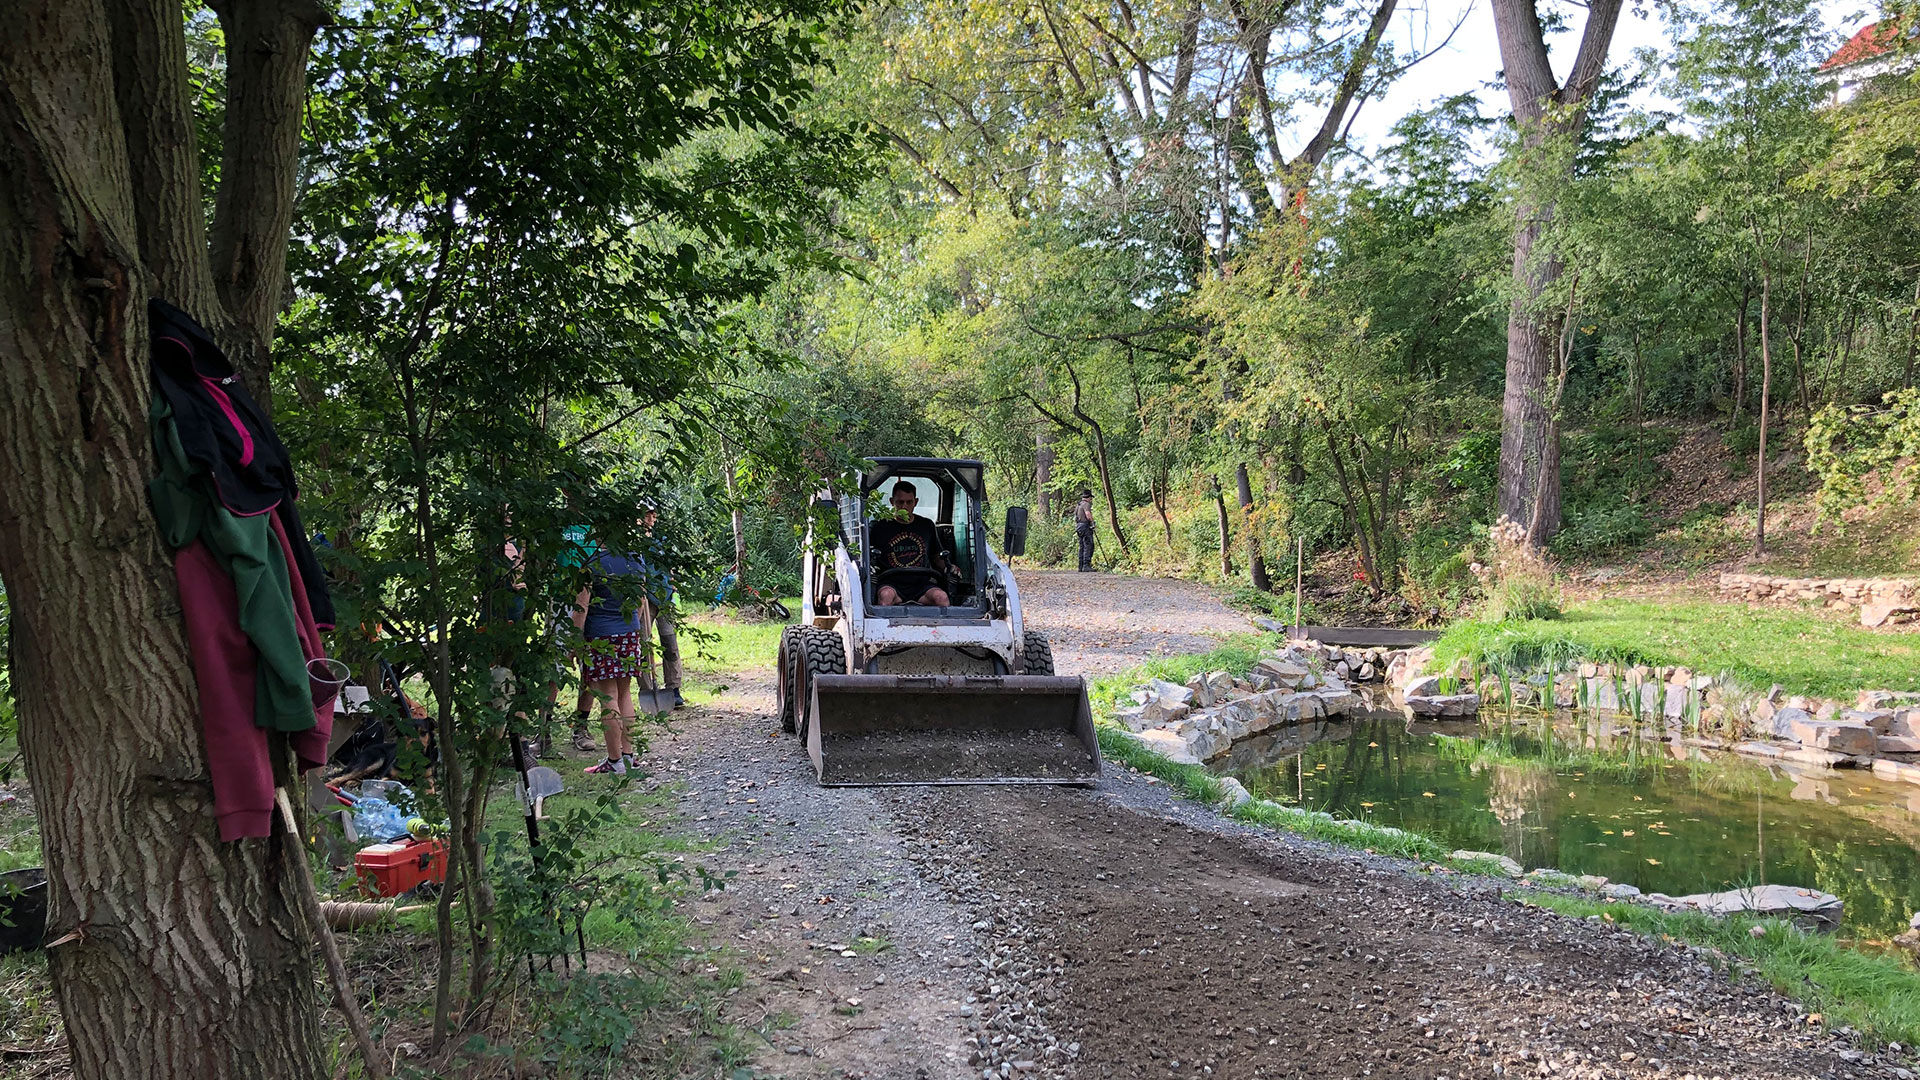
<box><xmin>1723</xmin><ymin>422</ymin><xmax>1760</xmax><ymax>457</ymax></box>
<box><xmin>1551</xmin><ymin>502</ymin><xmax>1654</xmax><ymax>557</ymax></box>
<box><xmin>1412</xmin><ymin>546</ymin><xmax>1479</xmax><ymax>603</ymax></box>
<box><xmin>1441</xmin><ymin>431</ymin><xmax>1500</xmax><ymax>495</ymax></box>
<box><xmin>1224</xmin><ymin>585</ymin><xmax>1311</xmax><ymax>623</ymax></box>
<box><xmin>1027</xmin><ymin>514</ymin><xmax>1076</xmax><ymax>567</ymax></box>
<box><xmin>1806</xmin><ymin>389</ymin><xmax>1920</xmax><ymax>529</ymax></box>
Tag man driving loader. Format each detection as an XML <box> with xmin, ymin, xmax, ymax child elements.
<box><xmin>870</xmin><ymin>481</ymin><xmax>952</xmax><ymax>606</ymax></box>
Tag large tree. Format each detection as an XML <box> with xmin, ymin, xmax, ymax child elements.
<box><xmin>0</xmin><ymin>1</ymin><xmax>331</xmax><ymax>1075</ymax></box>
<box><xmin>1490</xmin><ymin>0</ymin><xmax>1623</xmax><ymax>542</ymax></box>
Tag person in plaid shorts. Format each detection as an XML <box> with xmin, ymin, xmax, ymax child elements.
<box><xmin>572</xmin><ymin>540</ymin><xmax>648</xmax><ymax>775</ymax></box>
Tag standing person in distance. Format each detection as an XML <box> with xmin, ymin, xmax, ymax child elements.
<box><xmin>573</xmin><ymin>535</ymin><xmax>647</xmax><ymax>775</ymax></box>
<box><xmin>1075</xmin><ymin>490</ymin><xmax>1097</xmax><ymax>573</ymax></box>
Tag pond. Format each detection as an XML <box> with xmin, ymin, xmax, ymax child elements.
<box><xmin>1218</xmin><ymin>711</ymin><xmax>1920</xmax><ymax>940</ymax></box>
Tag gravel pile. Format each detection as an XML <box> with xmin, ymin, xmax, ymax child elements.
<box><xmin>895</xmin><ymin>803</ymin><xmax>1081</xmax><ymax>1078</ymax></box>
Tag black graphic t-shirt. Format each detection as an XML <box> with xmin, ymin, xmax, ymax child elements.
<box><xmin>870</xmin><ymin>515</ymin><xmax>945</xmax><ymax>572</ymax></box>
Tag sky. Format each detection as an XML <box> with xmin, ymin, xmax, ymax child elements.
<box><xmin>1278</xmin><ymin>0</ymin><xmax>1877</xmax><ymax>160</ymax></box>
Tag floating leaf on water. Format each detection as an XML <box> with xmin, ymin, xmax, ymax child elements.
<box><xmin>1622</xmin><ymin>830</ymin><xmax>1635</xmax><ymax>836</ymax></box>
<box><xmin>1422</xmin><ymin>792</ymin><xmax>1437</xmax><ymax>798</ymax></box>
<box><xmin>1360</xmin><ymin>802</ymin><xmax>1376</xmax><ymax>808</ymax></box>
<box><xmin>1568</xmin><ymin>792</ymin><xmax>1576</xmax><ymax>799</ymax></box>
<box><xmin>1602</xmin><ymin>830</ymin><xmax>1615</xmax><ymax>835</ymax></box>
<box><xmin>1646</xmin><ymin>858</ymin><xmax>1661</xmax><ymax>865</ymax></box>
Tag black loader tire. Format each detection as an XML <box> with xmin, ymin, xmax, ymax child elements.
<box><xmin>796</xmin><ymin>627</ymin><xmax>846</xmax><ymax>744</ymax></box>
<box><xmin>775</xmin><ymin>625</ymin><xmax>801</xmax><ymax>733</ymax></box>
<box><xmin>1019</xmin><ymin>630</ymin><xmax>1056</xmax><ymax>676</ymax></box>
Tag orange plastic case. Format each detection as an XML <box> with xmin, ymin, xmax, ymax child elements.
<box><xmin>353</xmin><ymin>838</ymin><xmax>448</xmax><ymax>897</ymax></box>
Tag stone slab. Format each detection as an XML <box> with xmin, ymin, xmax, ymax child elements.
<box><xmin>1873</xmin><ymin>758</ymin><xmax>1920</xmax><ymax>785</ymax></box>
<box><xmin>1787</xmin><ymin>718</ymin><xmax>1877</xmax><ymax>756</ymax></box>
<box><xmin>1657</xmin><ymin>884</ymin><xmax>1844</xmax><ymax>932</ymax></box>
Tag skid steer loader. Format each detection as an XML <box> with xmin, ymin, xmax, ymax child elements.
<box><xmin>773</xmin><ymin>457</ymin><xmax>1101</xmax><ymax>786</ymax></box>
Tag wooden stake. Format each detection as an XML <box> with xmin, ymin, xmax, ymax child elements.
<box><xmin>279</xmin><ymin>789</ymin><xmax>387</xmax><ymax>1079</ymax></box>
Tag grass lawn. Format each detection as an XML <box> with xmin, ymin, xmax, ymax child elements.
<box><xmin>1436</xmin><ymin>597</ymin><xmax>1920</xmax><ymax>699</ymax></box>
<box><xmin>674</xmin><ymin>600</ymin><xmax>796</xmax><ymax>705</ymax></box>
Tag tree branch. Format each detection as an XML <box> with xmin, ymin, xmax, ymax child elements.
<box><xmin>103</xmin><ymin>0</ymin><xmax>219</xmax><ymax>315</ymax></box>
<box><xmin>1295</xmin><ymin>0</ymin><xmax>1399</xmax><ymax>174</ymax></box>
<box><xmin>207</xmin><ymin>0</ymin><xmax>331</xmax><ymax>400</ymax></box>
<box><xmin>873</xmin><ymin>122</ymin><xmax>965</xmax><ymax>200</ymax></box>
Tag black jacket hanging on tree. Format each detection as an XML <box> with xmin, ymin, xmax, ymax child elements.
<box><xmin>147</xmin><ymin>298</ymin><xmax>335</xmax><ymax>628</ymax></box>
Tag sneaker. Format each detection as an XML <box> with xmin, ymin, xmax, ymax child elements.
<box><xmin>535</xmin><ymin>734</ymin><xmax>560</xmax><ymax>761</ymax></box>
<box><xmin>583</xmin><ymin>757</ymin><xmax>626</xmax><ymax>776</ymax></box>
<box><xmin>671</xmin><ymin>690</ymin><xmax>686</xmax><ymax>709</ymax></box>
<box><xmin>571</xmin><ymin>727</ymin><xmax>597</xmax><ymax>752</ymax></box>
<box><xmin>621</xmin><ymin>752</ymin><xmax>639</xmax><ymax>771</ymax></box>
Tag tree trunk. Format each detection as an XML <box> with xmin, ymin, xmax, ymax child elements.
<box><xmin>1063</xmin><ymin>361</ymin><xmax>1128</xmax><ymax>553</ymax></box>
<box><xmin>720</xmin><ymin>438</ymin><xmax>748</xmax><ymax>578</ymax></box>
<box><xmin>1754</xmin><ymin>240</ymin><xmax>1773</xmax><ymax>557</ymax></box>
<box><xmin>1213</xmin><ymin>479</ymin><xmax>1234</xmax><ymax>579</ymax></box>
<box><xmin>1496</xmin><ymin>214</ymin><xmax>1563</xmax><ymax>537</ymax></box>
<box><xmin>0</xmin><ymin>1</ymin><xmax>329</xmax><ymax>1074</ymax></box>
<box><xmin>1235</xmin><ymin>463</ymin><xmax>1271</xmax><ymax>591</ymax></box>
<box><xmin>1732</xmin><ymin>285</ymin><xmax>1750</xmax><ymax>424</ymax></box>
<box><xmin>1489</xmin><ymin>0</ymin><xmax>1621</xmax><ymax>545</ymax></box>
<box><xmin>1035</xmin><ymin>426</ymin><xmax>1054</xmax><ymax>519</ymax></box>
<box><xmin>1790</xmin><ymin>222</ymin><xmax>1813</xmax><ymax>418</ymax></box>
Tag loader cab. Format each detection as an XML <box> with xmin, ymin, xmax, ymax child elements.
<box><xmin>859</xmin><ymin>457</ymin><xmax>988</xmax><ymax>618</ymax></box>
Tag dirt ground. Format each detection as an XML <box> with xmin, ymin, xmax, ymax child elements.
<box><xmin>649</xmin><ymin>570</ymin><xmax>1909</xmax><ymax>1080</ymax></box>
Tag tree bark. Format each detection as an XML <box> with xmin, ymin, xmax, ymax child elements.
<box><xmin>206</xmin><ymin>0</ymin><xmax>330</xmax><ymax>402</ymax></box>
<box><xmin>1034</xmin><ymin>425</ymin><xmax>1054</xmax><ymax>519</ymax></box>
<box><xmin>1497</xmin><ymin>212</ymin><xmax>1564</xmax><ymax>537</ymax></box>
<box><xmin>1753</xmin><ymin>232</ymin><xmax>1773</xmax><ymax>556</ymax></box>
<box><xmin>1526</xmin><ymin>277</ymin><xmax>1580</xmax><ymax>548</ymax></box>
<box><xmin>0</xmin><ymin>1</ymin><xmax>329</xmax><ymax>1076</ymax></box>
<box><xmin>720</xmin><ymin>438</ymin><xmax>749</xmax><ymax>579</ymax></box>
<box><xmin>1063</xmin><ymin>361</ymin><xmax>1128</xmax><ymax>553</ymax></box>
<box><xmin>1490</xmin><ymin>0</ymin><xmax>1622</xmax><ymax>543</ymax></box>
<box><xmin>1235</xmin><ymin>462</ymin><xmax>1271</xmax><ymax>591</ymax></box>
<box><xmin>1213</xmin><ymin>478</ymin><xmax>1235</xmax><ymax>579</ymax></box>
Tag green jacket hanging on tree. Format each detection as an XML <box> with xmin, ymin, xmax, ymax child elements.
<box><xmin>149</xmin><ymin>398</ymin><xmax>316</xmax><ymax>733</ymax></box>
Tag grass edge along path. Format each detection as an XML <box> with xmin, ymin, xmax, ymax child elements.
<box><xmin>1434</xmin><ymin>597</ymin><xmax>1920</xmax><ymax>701</ymax></box>
<box><xmin>1088</xmin><ymin>639</ymin><xmax>1920</xmax><ymax>1048</ymax></box>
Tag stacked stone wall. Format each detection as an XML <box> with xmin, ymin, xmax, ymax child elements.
<box><xmin>1716</xmin><ymin>572</ymin><xmax>1919</xmax><ymax>627</ymax></box>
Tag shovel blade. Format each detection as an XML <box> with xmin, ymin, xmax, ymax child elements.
<box><xmin>806</xmin><ymin>674</ymin><xmax>1101</xmax><ymax>786</ymax></box>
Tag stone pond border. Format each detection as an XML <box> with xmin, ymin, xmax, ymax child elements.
<box><xmin>1100</xmin><ymin>636</ymin><xmax>1880</xmax><ymax>934</ymax></box>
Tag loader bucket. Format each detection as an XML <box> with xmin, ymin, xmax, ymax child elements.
<box><xmin>807</xmin><ymin>674</ymin><xmax>1101</xmax><ymax>786</ymax></box>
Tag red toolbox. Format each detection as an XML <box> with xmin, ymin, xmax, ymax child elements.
<box><xmin>353</xmin><ymin>838</ymin><xmax>448</xmax><ymax>897</ymax></box>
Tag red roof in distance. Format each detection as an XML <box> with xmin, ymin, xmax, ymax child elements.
<box><xmin>1821</xmin><ymin>20</ymin><xmax>1908</xmax><ymax>72</ymax></box>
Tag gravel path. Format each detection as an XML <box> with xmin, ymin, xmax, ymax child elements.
<box><xmin>646</xmin><ymin>572</ymin><xmax>1906</xmax><ymax>1079</ymax></box>
<box><xmin>1016</xmin><ymin>570</ymin><xmax>1256</xmax><ymax>675</ymax></box>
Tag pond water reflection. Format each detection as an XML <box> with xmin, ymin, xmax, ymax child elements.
<box><xmin>1220</xmin><ymin>712</ymin><xmax>1920</xmax><ymax>939</ymax></box>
